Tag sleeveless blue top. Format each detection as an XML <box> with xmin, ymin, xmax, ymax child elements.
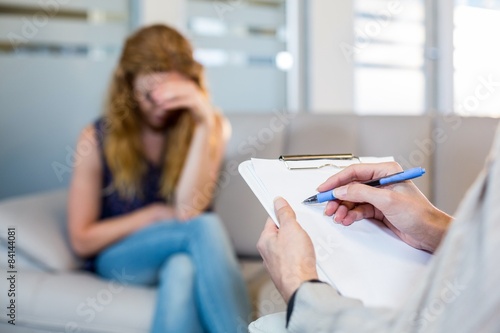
<box><xmin>85</xmin><ymin>118</ymin><xmax>166</xmax><ymax>271</ymax></box>
<box><xmin>94</xmin><ymin>117</ymin><xmax>166</xmax><ymax>219</ymax></box>
<box><xmin>86</xmin><ymin>118</ymin><xmax>213</xmax><ymax>271</ymax></box>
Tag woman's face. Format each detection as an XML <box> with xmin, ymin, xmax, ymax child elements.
<box><xmin>133</xmin><ymin>72</ymin><xmax>172</xmax><ymax>130</ymax></box>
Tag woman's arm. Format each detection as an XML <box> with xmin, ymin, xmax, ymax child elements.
<box><xmin>145</xmin><ymin>72</ymin><xmax>231</xmax><ymax>220</ymax></box>
<box><xmin>68</xmin><ymin>125</ymin><xmax>175</xmax><ymax>258</ymax></box>
<box><xmin>175</xmin><ymin>112</ymin><xmax>231</xmax><ymax>220</ymax></box>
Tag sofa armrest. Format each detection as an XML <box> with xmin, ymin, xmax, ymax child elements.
<box><xmin>0</xmin><ymin>189</ymin><xmax>81</xmax><ymax>271</ymax></box>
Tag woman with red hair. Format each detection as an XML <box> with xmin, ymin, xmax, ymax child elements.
<box><xmin>68</xmin><ymin>25</ymin><xmax>250</xmax><ymax>332</ymax></box>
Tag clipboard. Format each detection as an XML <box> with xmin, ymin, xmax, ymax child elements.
<box><xmin>238</xmin><ymin>155</ymin><xmax>432</xmax><ymax>309</ymax></box>
<box><xmin>239</xmin><ymin>154</ymin><xmax>366</xmax><ymax>226</ymax></box>
<box><xmin>279</xmin><ymin>153</ymin><xmax>361</xmax><ymax>170</ymax></box>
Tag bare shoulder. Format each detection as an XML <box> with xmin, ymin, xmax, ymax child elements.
<box><xmin>74</xmin><ymin>124</ymin><xmax>102</xmax><ymax>171</ymax></box>
<box><xmin>79</xmin><ymin>124</ymin><xmax>98</xmax><ymax>146</ymax></box>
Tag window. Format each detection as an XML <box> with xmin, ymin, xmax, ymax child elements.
<box><xmin>186</xmin><ymin>0</ymin><xmax>289</xmax><ymax>113</ymax></box>
<box><xmin>454</xmin><ymin>0</ymin><xmax>500</xmax><ymax>116</ymax></box>
<box><xmin>353</xmin><ymin>0</ymin><xmax>426</xmax><ymax>115</ymax></box>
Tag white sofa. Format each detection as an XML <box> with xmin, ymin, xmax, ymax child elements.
<box><xmin>0</xmin><ymin>113</ymin><xmax>498</xmax><ymax>333</ymax></box>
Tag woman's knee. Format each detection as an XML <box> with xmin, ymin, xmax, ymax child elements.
<box><xmin>189</xmin><ymin>213</ymin><xmax>227</xmax><ymax>237</ymax></box>
<box><xmin>159</xmin><ymin>253</ymin><xmax>196</xmax><ymax>283</ymax></box>
<box><xmin>187</xmin><ymin>214</ymin><xmax>238</xmax><ymax>265</ymax></box>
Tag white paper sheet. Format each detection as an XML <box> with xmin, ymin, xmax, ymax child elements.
<box><xmin>239</xmin><ymin>157</ymin><xmax>431</xmax><ymax>309</ymax></box>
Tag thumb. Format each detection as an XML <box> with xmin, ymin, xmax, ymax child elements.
<box><xmin>334</xmin><ymin>184</ymin><xmax>394</xmax><ymax>212</ymax></box>
<box><xmin>274</xmin><ymin>197</ymin><xmax>297</xmax><ymax>227</ymax></box>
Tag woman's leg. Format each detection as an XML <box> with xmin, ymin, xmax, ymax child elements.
<box><xmin>94</xmin><ymin>221</ymin><xmax>190</xmax><ymax>285</ymax></box>
<box><xmin>183</xmin><ymin>213</ymin><xmax>251</xmax><ymax>332</ymax></box>
<box><xmin>152</xmin><ymin>254</ymin><xmax>204</xmax><ymax>333</ymax></box>
<box><xmin>95</xmin><ymin>224</ymin><xmax>204</xmax><ymax>333</ymax></box>
<box><xmin>95</xmin><ymin>214</ymin><xmax>251</xmax><ymax>332</ymax></box>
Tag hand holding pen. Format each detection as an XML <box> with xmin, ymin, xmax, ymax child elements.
<box><xmin>303</xmin><ymin>167</ymin><xmax>426</xmax><ymax>204</ymax></box>
<box><xmin>312</xmin><ymin>162</ymin><xmax>452</xmax><ymax>252</ymax></box>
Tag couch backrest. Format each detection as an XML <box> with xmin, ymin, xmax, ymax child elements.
<box><xmin>433</xmin><ymin>116</ymin><xmax>499</xmax><ymax>214</ymax></box>
<box><xmin>213</xmin><ymin>113</ymin><xmax>287</xmax><ymax>256</ymax></box>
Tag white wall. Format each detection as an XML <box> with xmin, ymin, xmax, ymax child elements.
<box><xmin>307</xmin><ymin>1</ymin><xmax>354</xmax><ymax>113</ymax></box>
<box><xmin>139</xmin><ymin>0</ymin><xmax>186</xmax><ymax>31</ymax></box>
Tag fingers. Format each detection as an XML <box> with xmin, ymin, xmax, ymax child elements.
<box><xmin>324</xmin><ymin>199</ymin><xmax>356</xmax><ymax>217</ymax></box>
<box><xmin>274</xmin><ymin>197</ymin><xmax>297</xmax><ymax>228</ymax></box>
<box><xmin>150</xmin><ymin>77</ymin><xmax>195</xmax><ymax>105</ymax></box>
<box><xmin>324</xmin><ymin>185</ymin><xmax>390</xmax><ymax>224</ymax></box>
<box><xmin>152</xmin><ymin>85</ymin><xmax>184</xmax><ymax>106</ymax></box>
<box><xmin>326</xmin><ymin>199</ymin><xmax>378</xmax><ymax>225</ymax></box>
<box><xmin>135</xmin><ymin>72</ymin><xmax>194</xmax><ymax>102</ymax></box>
<box><xmin>158</xmin><ymin>95</ymin><xmax>191</xmax><ymax>111</ymax></box>
<box><xmin>317</xmin><ymin>162</ymin><xmax>403</xmax><ymax>192</ymax></box>
<box><xmin>155</xmin><ymin>85</ymin><xmax>210</xmax><ymax>119</ymax></box>
<box><xmin>334</xmin><ymin>183</ymin><xmax>396</xmax><ymax>213</ymax></box>
<box><xmin>324</xmin><ymin>200</ymin><xmax>339</xmax><ymax>216</ymax></box>
<box><xmin>335</xmin><ymin>203</ymin><xmax>377</xmax><ymax>225</ymax></box>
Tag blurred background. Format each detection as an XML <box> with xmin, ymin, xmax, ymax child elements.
<box><xmin>1</xmin><ymin>0</ymin><xmax>500</xmax><ymax>200</ymax></box>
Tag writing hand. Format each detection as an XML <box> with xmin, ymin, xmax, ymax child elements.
<box><xmin>318</xmin><ymin>162</ymin><xmax>452</xmax><ymax>252</ymax></box>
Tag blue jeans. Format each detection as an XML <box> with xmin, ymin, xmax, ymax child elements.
<box><xmin>95</xmin><ymin>213</ymin><xmax>251</xmax><ymax>333</ymax></box>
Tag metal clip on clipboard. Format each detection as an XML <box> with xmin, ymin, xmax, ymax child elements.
<box><xmin>279</xmin><ymin>154</ymin><xmax>361</xmax><ymax>170</ymax></box>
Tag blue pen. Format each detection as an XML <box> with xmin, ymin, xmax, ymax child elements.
<box><xmin>302</xmin><ymin>167</ymin><xmax>426</xmax><ymax>205</ymax></box>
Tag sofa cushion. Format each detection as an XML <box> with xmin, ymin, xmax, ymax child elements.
<box><xmin>0</xmin><ymin>270</ymin><xmax>154</xmax><ymax>333</ymax></box>
<box><xmin>0</xmin><ymin>243</ymin><xmax>46</xmax><ymax>272</ymax></box>
<box><xmin>0</xmin><ymin>189</ymin><xmax>81</xmax><ymax>271</ymax></box>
